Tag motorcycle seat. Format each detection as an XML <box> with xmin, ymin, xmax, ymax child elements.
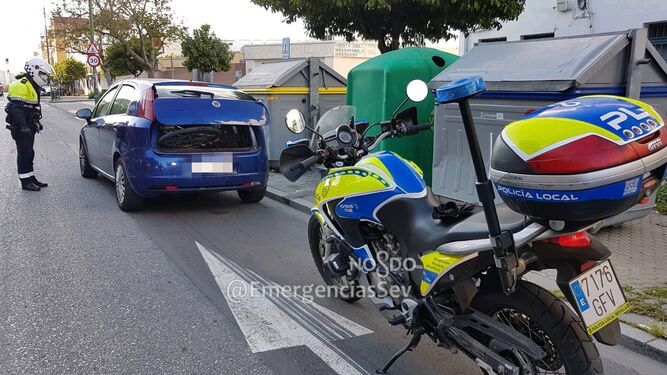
<box><xmin>376</xmin><ymin>196</ymin><xmax>533</xmax><ymax>255</ymax></box>
<box><xmin>445</xmin><ymin>205</ymin><xmax>533</xmax><ymax>243</ymax></box>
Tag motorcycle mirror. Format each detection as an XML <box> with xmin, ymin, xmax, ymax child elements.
<box><xmin>285</xmin><ymin>109</ymin><xmax>306</xmax><ymax>134</ymax></box>
<box><xmin>406</xmin><ymin>80</ymin><xmax>429</xmax><ymax>102</ymax></box>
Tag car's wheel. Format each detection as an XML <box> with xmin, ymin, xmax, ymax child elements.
<box><xmin>79</xmin><ymin>140</ymin><xmax>98</xmax><ymax>178</ymax></box>
<box><xmin>238</xmin><ymin>187</ymin><xmax>266</xmax><ymax>203</ymax></box>
<box><xmin>114</xmin><ymin>159</ymin><xmax>143</xmax><ymax>211</ymax></box>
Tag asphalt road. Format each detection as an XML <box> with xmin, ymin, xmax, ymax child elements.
<box><xmin>0</xmin><ymin>97</ymin><xmax>665</xmax><ymax>375</ymax></box>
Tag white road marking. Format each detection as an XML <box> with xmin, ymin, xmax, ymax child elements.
<box><xmin>196</xmin><ymin>241</ymin><xmax>373</xmax><ymax>375</ymax></box>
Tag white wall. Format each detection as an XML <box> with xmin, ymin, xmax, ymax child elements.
<box><xmin>460</xmin><ymin>0</ymin><xmax>667</xmax><ymax>53</ymax></box>
<box><xmin>242</xmin><ymin>40</ymin><xmax>379</xmax><ymax>77</ymax></box>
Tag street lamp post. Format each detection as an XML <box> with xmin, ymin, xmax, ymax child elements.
<box><xmin>89</xmin><ymin>0</ymin><xmax>99</xmax><ymax>102</ymax></box>
<box><xmin>43</xmin><ymin>5</ymin><xmax>55</xmax><ymax>100</ymax></box>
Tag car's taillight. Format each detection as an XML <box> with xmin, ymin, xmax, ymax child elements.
<box><xmin>546</xmin><ymin>231</ymin><xmax>591</xmax><ymax>248</ymax></box>
<box><xmin>138</xmin><ymin>87</ymin><xmax>156</xmax><ymax>121</ymax></box>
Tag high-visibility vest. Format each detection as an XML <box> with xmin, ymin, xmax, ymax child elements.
<box><xmin>7</xmin><ymin>77</ymin><xmax>39</xmax><ymax>106</ymax></box>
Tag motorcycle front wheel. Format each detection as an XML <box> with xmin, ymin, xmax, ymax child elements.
<box><xmin>308</xmin><ymin>215</ymin><xmax>362</xmax><ymax>303</ymax></box>
<box><xmin>472</xmin><ymin>280</ymin><xmax>604</xmax><ymax>375</ymax></box>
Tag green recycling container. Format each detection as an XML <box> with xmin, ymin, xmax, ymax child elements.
<box><xmin>347</xmin><ymin>47</ymin><xmax>458</xmax><ymax>185</ymax></box>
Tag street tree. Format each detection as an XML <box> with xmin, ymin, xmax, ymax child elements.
<box><xmin>181</xmin><ymin>24</ymin><xmax>233</xmax><ymax>74</ymax></box>
<box><xmin>47</xmin><ymin>15</ymin><xmax>113</xmax><ymax>84</ymax></box>
<box><xmin>53</xmin><ymin>57</ymin><xmax>87</xmax><ymax>95</ymax></box>
<box><xmin>104</xmin><ymin>40</ymin><xmax>149</xmax><ymax>79</ymax></box>
<box><xmin>250</xmin><ymin>0</ymin><xmax>526</xmax><ymax>53</ymax></box>
<box><xmin>52</xmin><ymin>0</ymin><xmax>185</xmax><ymax>79</ymax></box>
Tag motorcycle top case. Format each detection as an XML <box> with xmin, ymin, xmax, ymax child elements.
<box><xmin>490</xmin><ymin>95</ymin><xmax>667</xmax><ymax>229</ymax></box>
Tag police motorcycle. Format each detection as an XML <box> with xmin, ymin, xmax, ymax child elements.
<box><xmin>279</xmin><ymin>77</ymin><xmax>667</xmax><ymax>375</ymax></box>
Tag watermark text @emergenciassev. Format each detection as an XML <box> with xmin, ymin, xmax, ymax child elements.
<box><xmin>226</xmin><ymin>280</ymin><xmax>411</xmax><ymax>304</ymax></box>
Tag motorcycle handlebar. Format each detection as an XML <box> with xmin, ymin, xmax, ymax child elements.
<box><xmin>300</xmin><ymin>154</ymin><xmax>322</xmax><ymax>170</ymax></box>
<box><xmin>364</xmin><ymin>123</ymin><xmax>430</xmax><ymax>154</ymax></box>
<box><xmin>405</xmin><ymin>123</ymin><xmax>431</xmax><ymax>135</ymax></box>
<box><xmin>287</xmin><ymin>154</ymin><xmax>322</xmax><ymax>176</ymax></box>
<box><xmin>314</xmin><ymin>122</ymin><xmax>432</xmax><ymax>164</ymax></box>
<box><xmin>367</xmin><ymin>132</ymin><xmax>391</xmax><ymax>151</ymax></box>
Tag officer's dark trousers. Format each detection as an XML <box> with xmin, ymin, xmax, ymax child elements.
<box><xmin>14</xmin><ymin>128</ymin><xmax>36</xmax><ymax>184</ymax></box>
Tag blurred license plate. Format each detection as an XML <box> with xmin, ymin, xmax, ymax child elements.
<box><xmin>192</xmin><ymin>161</ymin><xmax>233</xmax><ymax>173</ymax></box>
<box><xmin>569</xmin><ymin>260</ymin><xmax>630</xmax><ymax>334</ymax></box>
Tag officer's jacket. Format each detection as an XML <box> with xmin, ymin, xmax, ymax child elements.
<box><xmin>5</xmin><ymin>77</ymin><xmax>41</xmax><ymax>127</ymax></box>
<box><xmin>7</xmin><ymin>77</ymin><xmax>39</xmax><ymax>105</ymax></box>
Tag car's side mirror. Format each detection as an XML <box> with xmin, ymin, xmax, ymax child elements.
<box><xmin>75</xmin><ymin>108</ymin><xmax>93</xmax><ymax>122</ymax></box>
<box><xmin>285</xmin><ymin>109</ymin><xmax>306</xmax><ymax>134</ymax></box>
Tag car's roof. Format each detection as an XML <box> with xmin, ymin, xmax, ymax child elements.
<box><xmin>112</xmin><ymin>78</ymin><xmax>236</xmax><ymax>90</ymax></box>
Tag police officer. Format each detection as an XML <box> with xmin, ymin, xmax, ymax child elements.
<box><xmin>4</xmin><ymin>57</ymin><xmax>54</xmax><ymax>191</ymax></box>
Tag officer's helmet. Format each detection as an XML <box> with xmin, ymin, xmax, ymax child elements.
<box><xmin>24</xmin><ymin>57</ymin><xmax>54</xmax><ymax>87</ymax></box>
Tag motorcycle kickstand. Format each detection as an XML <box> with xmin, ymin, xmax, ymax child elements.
<box><xmin>375</xmin><ymin>334</ymin><xmax>422</xmax><ymax>374</ymax></box>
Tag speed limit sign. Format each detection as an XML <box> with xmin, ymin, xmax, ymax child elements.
<box><xmin>87</xmin><ymin>54</ymin><xmax>100</xmax><ymax>67</ymax></box>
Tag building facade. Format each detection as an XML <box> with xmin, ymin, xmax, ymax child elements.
<box><xmin>155</xmin><ymin>51</ymin><xmax>246</xmax><ymax>84</ymax></box>
<box><xmin>460</xmin><ymin>0</ymin><xmax>667</xmax><ymax>59</ymax></box>
<box><xmin>241</xmin><ymin>40</ymin><xmax>380</xmax><ymax>78</ymax></box>
<box><xmin>43</xmin><ymin>16</ymin><xmax>94</xmax><ymax>95</ymax></box>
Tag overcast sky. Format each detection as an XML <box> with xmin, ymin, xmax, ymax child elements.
<box><xmin>0</xmin><ymin>0</ymin><xmax>456</xmax><ymax>73</ymax></box>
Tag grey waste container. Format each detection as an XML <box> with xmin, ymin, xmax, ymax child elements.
<box><xmin>235</xmin><ymin>59</ymin><xmax>347</xmax><ymax>169</ymax></box>
<box><xmin>429</xmin><ymin>29</ymin><xmax>667</xmax><ymax>228</ymax></box>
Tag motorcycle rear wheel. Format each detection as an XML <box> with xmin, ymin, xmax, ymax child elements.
<box><xmin>308</xmin><ymin>215</ymin><xmax>362</xmax><ymax>303</ymax></box>
<box><xmin>472</xmin><ymin>280</ymin><xmax>604</xmax><ymax>375</ymax></box>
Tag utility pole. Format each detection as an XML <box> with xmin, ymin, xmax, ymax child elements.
<box><xmin>43</xmin><ymin>4</ymin><xmax>55</xmax><ymax>99</ymax></box>
<box><xmin>42</xmin><ymin>5</ymin><xmax>51</xmax><ymax>65</ymax></box>
<box><xmin>89</xmin><ymin>0</ymin><xmax>99</xmax><ymax>101</ymax></box>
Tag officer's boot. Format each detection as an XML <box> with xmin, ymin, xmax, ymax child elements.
<box><xmin>21</xmin><ymin>178</ymin><xmax>41</xmax><ymax>191</ymax></box>
<box><xmin>31</xmin><ymin>176</ymin><xmax>48</xmax><ymax>188</ymax></box>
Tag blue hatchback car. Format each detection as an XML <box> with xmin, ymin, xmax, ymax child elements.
<box><xmin>75</xmin><ymin>79</ymin><xmax>269</xmax><ymax>211</ymax></box>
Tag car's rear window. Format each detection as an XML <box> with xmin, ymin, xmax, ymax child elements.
<box><xmin>156</xmin><ymin>85</ymin><xmax>255</xmax><ymax>101</ymax></box>
<box><xmin>157</xmin><ymin>124</ymin><xmax>255</xmax><ymax>152</ymax></box>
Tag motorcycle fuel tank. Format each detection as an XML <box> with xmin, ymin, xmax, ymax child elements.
<box><xmin>315</xmin><ymin>151</ymin><xmax>426</xmax><ymax>223</ymax></box>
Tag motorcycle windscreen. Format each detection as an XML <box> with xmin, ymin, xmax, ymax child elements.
<box><xmin>279</xmin><ymin>144</ymin><xmax>315</xmax><ymax>182</ymax></box>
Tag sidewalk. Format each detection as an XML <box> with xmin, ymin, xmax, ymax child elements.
<box><xmin>47</xmin><ymin>95</ymin><xmax>93</xmax><ymax>103</ymax></box>
<box><xmin>265</xmin><ymin>170</ymin><xmax>667</xmax><ymax>362</ymax></box>
<box><xmin>266</xmin><ymin>169</ymin><xmax>320</xmax><ymax>214</ymax></box>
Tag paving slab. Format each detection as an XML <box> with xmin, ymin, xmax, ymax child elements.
<box><xmin>594</xmin><ymin>212</ymin><xmax>667</xmax><ymax>288</ymax></box>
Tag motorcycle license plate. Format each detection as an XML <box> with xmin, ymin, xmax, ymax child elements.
<box><xmin>568</xmin><ymin>260</ymin><xmax>630</xmax><ymax>335</ymax></box>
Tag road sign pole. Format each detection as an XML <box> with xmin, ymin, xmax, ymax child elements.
<box><xmin>89</xmin><ymin>0</ymin><xmax>99</xmax><ymax>102</ymax></box>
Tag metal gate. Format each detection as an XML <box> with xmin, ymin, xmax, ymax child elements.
<box><xmin>649</xmin><ymin>22</ymin><xmax>667</xmax><ymax>62</ymax></box>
